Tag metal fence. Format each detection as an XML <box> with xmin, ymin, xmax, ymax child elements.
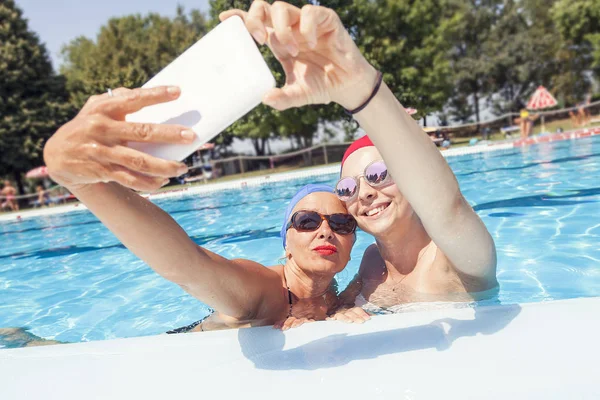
<box><xmin>4</xmin><ymin>101</ymin><xmax>598</xmax><ymax>209</ymax></box>
<box><xmin>190</xmin><ymin>143</ymin><xmax>350</xmax><ymax>180</ymax></box>
<box><xmin>441</xmin><ymin>100</ymin><xmax>600</xmax><ymax>138</ymax></box>
<box><xmin>180</xmin><ymin>100</ymin><xmax>600</xmax><ymax>181</ymax></box>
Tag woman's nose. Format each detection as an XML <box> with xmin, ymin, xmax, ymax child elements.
<box><xmin>357</xmin><ymin>176</ymin><xmax>376</xmax><ymax>201</ymax></box>
<box><xmin>318</xmin><ymin>220</ymin><xmax>334</xmax><ymax>239</ymax></box>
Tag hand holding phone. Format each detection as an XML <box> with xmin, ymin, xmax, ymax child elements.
<box><xmin>126</xmin><ymin>16</ymin><xmax>275</xmax><ymax>161</ymax></box>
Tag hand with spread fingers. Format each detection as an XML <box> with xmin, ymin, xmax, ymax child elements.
<box><xmin>219</xmin><ymin>1</ymin><xmax>378</xmax><ymax>112</ymax></box>
<box><xmin>44</xmin><ymin>86</ymin><xmax>193</xmax><ymax>193</ymax></box>
<box><xmin>274</xmin><ymin>316</ymin><xmax>315</xmax><ymax>331</ymax></box>
<box><xmin>327</xmin><ymin>306</ymin><xmax>371</xmax><ymax>324</ymax></box>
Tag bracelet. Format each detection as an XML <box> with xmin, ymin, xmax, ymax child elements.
<box><xmin>344</xmin><ymin>71</ymin><xmax>384</xmax><ymax>115</ymax></box>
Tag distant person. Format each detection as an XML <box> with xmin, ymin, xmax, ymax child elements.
<box><xmin>427</xmin><ymin>130</ymin><xmax>440</xmax><ymax>146</ymax></box>
<box><xmin>439</xmin><ymin>130</ymin><xmax>451</xmax><ymax>149</ymax></box>
<box><xmin>569</xmin><ymin>109</ymin><xmax>581</xmax><ymax>127</ymax></box>
<box><xmin>578</xmin><ymin>94</ymin><xmax>592</xmax><ymax>126</ymax></box>
<box><xmin>1</xmin><ymin>180</ymin><xmax>19</xmax><ymax>211</ymax></box>
<box><xmin>481</xmin><ymin>127</ymin><xmax>491</xmax><ymax>141</ymax></box>
<box><xmin>35</xmin><ymin>185</ymin><xmax>51</xmax><ymax>207</ymax></box>
<box><xmin>570</xmin><ymin>94</ymin><xmax>592</xmax><ymax>127</ymax></box>
<box><xmin>515</xmin><ymin>110</ymin><xmax>539</xmax><ymax>139</ymax></box>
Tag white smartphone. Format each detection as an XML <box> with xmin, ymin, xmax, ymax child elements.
<box><xmin>126</xmin><ymin>16</ymin><xmax>276</xmax><ymax>161</ymax></box>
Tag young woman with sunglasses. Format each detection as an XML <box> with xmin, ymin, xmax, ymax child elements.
<box><xmin>220</xmin><ymin>1</ymin><xmax>498</xmax><ymax>315</ymax></box>
<box><xmin>334</xmin><ymin>137</ymin><xmax>497</xmax><ymax>314</ymax></box>
<box><xmin>44</xmin><ymin>84</ymin><xmax>359</xmax><ymax>332</ymax></box>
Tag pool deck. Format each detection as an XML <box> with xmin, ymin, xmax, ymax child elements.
<box><xmin>1</xmin><ymin>297</ymin><xmax>599</xmax><ymax>399</ymax></box>
<box><xmin>1</xmin><ymin>126</ymin><xmax>598</xmax><ymax>222</ymax></box>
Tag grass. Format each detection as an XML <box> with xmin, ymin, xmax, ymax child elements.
<box><xmin>530</xmin><ymin>117</ymin><xmax>579</xmax><ymax>135</ymax></box>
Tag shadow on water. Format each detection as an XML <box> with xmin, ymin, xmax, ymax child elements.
<box><xmin>0</xmin><ymin>227</ymin><xmax>280</xmax><ymax>261</ymax></box>
<box><xmin>238</xmin><ymin>303</ymin><xmax>521</xmax><ymax>371</ymax></box>
<box><xmin>474</xmin><ymin>187</ymin><xmax>600</xmax><ymax>212</ymax></box>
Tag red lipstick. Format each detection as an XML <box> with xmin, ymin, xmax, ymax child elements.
<box><xmin>313</xmin><ymin>245</ymin><xmax>338</xmax><ymax>256</ymax></box>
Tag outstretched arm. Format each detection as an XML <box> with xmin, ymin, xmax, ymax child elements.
<box><xmin>353</xmin><ymin>84</ymin><xmax>497</xmax><ymax>287</ymax></box>
<box><xmin>220</xmin><ymin>1</ymin><xmax>496</xmax><ymax>287</ymax></box>
<box><xmin>70</xmin><ymin>182</ymin><xmax>281</xmax><ymax>319</ymax></box>
<box><xmin>44</xmin><ymin>86</ymin><xmax>282</xmax><ymax>319</ymax></box>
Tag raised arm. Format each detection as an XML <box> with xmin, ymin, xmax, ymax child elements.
<box><xmin>352</xmin><ymin>82</ymin><xmax>497</xmax><ymax>285</ymax></box>
<box><xmin>220</xmin><ymin>1</ymin><xmax>496</xmax><ymax>286</ymax></box>
<box><xmin>44</xmin><ymin>86</ymin><xmax>282</xmax><ymax>319</ymax></box>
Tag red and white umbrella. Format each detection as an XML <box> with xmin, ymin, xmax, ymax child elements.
<box><xmin>526</xmin><ymin>86</ymin><xmax>558</xmax><ymax>133</ymax></box>
<box><xmin>25</xmin><ymin>166</ymin><xmax>49</xmax><ymax>179</ymax></box>
<box><xmin>527</xmin><ymin>86</ymin><xmax>558</xmax><ymax>110</ymax></box>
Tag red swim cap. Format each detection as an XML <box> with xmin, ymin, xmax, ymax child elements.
<box><xmin>341</xmin><ymin>135</ymin><xmax>374</xmax><ymax>167</ymax></box>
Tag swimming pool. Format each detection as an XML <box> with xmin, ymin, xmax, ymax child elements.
<box><xmin>1</xmin><ymin>136</ymin><xmax>599</xmax><ymax>347</ymax></box>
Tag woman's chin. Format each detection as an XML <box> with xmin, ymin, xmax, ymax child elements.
<box><xmin>358</xmin><ymin>215</ymin><xmax>396</xmax><ymax>236</ymax></box>
<box><xmin>308</xmin><ymin>255</ymin><xmax>346</xmax><ymax>274</ymax></box>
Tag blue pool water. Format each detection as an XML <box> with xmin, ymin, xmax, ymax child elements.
<box><xmin>1</xmin><ymin>137</ymin><xmax>599</xmax><ymax>346</ymax></box>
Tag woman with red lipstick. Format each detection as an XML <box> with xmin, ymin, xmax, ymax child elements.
<box><xmin>45</xmin><ymin>100</ymin><xmax>358</xmax><ymax>331</ymax></box>
<box><xmin>220</xmin><ymin>1</ymin><xmax>498</xmax><ymax>314</ymax></box>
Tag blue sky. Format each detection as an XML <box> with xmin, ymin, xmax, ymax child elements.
<box><xmin>16</xmin><ymin>0</ymin><xmax>211</xmax><ymax>70</ymax></box>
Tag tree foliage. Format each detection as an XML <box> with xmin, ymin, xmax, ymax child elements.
<box><xmin>487</xmin><ymin>0</ymin><xmax>565</xmax><ymax>112</ymax></box>
<box><xmin>551</xmin><ymin>0</ymin><xmax>600</xmax><ymax>83</ymax></box>
<box><xmin>208</xmin><ymin>0</ymin><xmax>352</xmax><ymax>155</ymax></box>
<box><xmin>0</xmin><ymin>0</ymin><xmax>73</xmax><ymax>192</ymax></box>
<box><xmin>5</xmin><ymin>0</ymin><xmax>600</xmax><ymax>172</ymax></box>
<box><xmin>352</xmin><ymin>0</ymin><xmax>456</xmax><ymax>120</ymax></box>
<box><xmin>60</xmin><ymin>6</ymin><xmax>208</xmax><ymax>108</ymax></box>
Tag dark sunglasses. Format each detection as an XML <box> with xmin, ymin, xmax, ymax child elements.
<box><xmin>286</xmin><ymin>210</ymin><xmax>357</xmax><ymax>235</ymax></box>
<box><xmin>335</xmin><ymin>160</ymin><xmax>392</xmax><ymax>202</ymax></box>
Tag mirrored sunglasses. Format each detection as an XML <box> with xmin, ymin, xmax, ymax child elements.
<box><xmin>335</xmin><ymin>160</ymin><xmax>391</xmax><ymax>201</ymax></box>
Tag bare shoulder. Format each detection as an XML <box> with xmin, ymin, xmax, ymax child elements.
<box><xmin>232</xmin><ymin>258</ymin><xmax>281</xmax><ymax>280</ymax></box>
<box><xmin>358</xmin><ymin>244</ymin><xmax>386</xmax><ymax>280</ymax></box>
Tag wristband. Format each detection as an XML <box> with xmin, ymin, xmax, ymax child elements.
<box><xmin>343</xmin><ymin>71</ymin><xmax>384</xmax><ymax>115</ymax></box>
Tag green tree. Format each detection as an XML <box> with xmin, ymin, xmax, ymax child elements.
<box><xmin>59</xmin><ymin>7</ymin><xmax>233</xmax><ymax>150</ymax></box>
<box><xmin>486</xmin><ymin>0</ymin><xmax>566</xmax><ymax>113</ymax></box>
<box><xmin>0</xmin><ymin>0</ymin><xmax>73</xmax><ymax>194</ymax></box>
<box><xmin>551</xmin><ymin>0</ymin><xmax>600</xmax><ymax>44</ymax></box>
<box><xmin>445</xmin><ymin>90</ymin><xmax>474</xmax><ymax>124</ymax></box>
<box><xmin>444</xmin><ymin>0</ymin><xmax>503</xmax><ymax>123</ymax></box>
<box><xmin>61</xmin><ymin>6</ymin><xmax>208</xmax><ymax>108</ymax></box>
<box><xmin>208</xmin><ymin>0</ymin><xmax>352</xmax><ymax>155</ymax></box>
<box><xmin>551</xmin><ymin>0</ymin><xmax>600</xmax><ymax>84</ymax></box>
<box><xmin>208</xmin><ymin>0</ymin><xmax>457</xmax><ymax>152</ymax></box>
<box><xmin>350</xmin><ymin>0</ymin><xmax>456</xmax><ymax>122</ymax></box>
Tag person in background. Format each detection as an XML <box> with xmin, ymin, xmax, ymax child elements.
<box><xmin>35</xmin><ymin>185</ymin><xmax>51</xmax><ymax>207</ymax></box>
<box><xmin>1</xmin><ymin>180</ymin><xmax>19</xmax><ymax>212</ymax></box>
<box><xmin>577</xmin><ymin>94</ymin><xmax>592</xmax><ymax>126</ymax></box>
<box><xmin>515</xmin><ymin>109</ymin><xmax>539</xmax><ymax>138</ymax></box>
